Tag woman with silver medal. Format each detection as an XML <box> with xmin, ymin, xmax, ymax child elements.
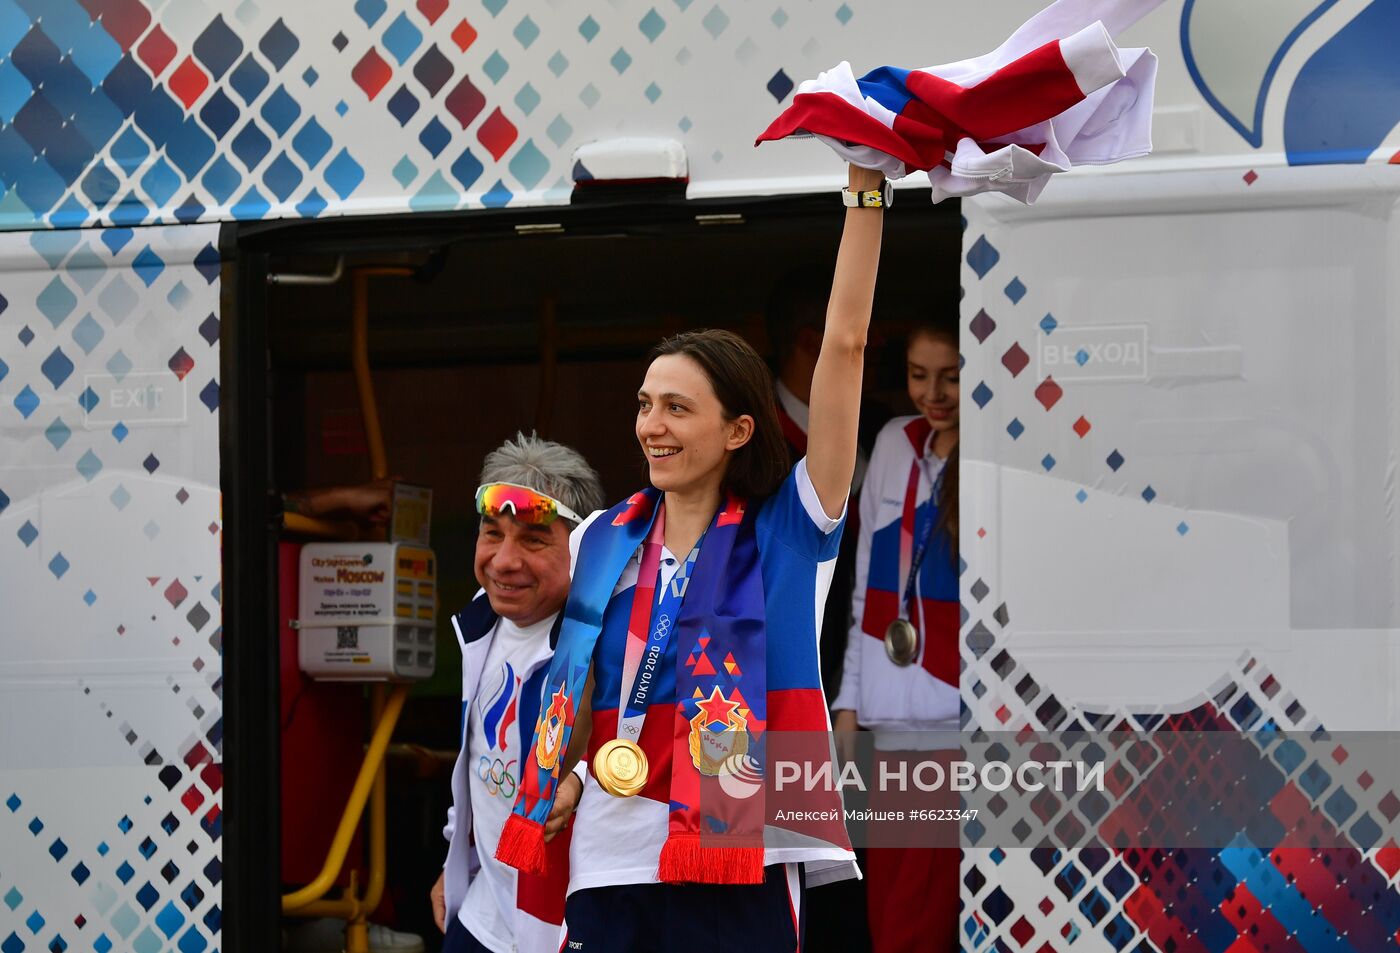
<box><xmin>830</xmin><ymin>319</ymin><xmax>960</xmax><ymax>952</ymax></box>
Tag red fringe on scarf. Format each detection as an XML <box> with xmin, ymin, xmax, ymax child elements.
<box><xmin>494</xmin><ymin>814</ymin><xmax>548</xmax><ymax>875</ymax></box>
<box><xmin>657</xmin><ymin>833</ymin><xmax>764</xmax><ymax>884</ymax></box>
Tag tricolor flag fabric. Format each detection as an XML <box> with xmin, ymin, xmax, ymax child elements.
<box><xmin>756</xmin><ymin>0</ymin><xmax>1166</xmax><ymax>204</ymax></box>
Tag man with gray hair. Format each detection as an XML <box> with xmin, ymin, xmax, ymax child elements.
<box><xmin>431</xmin><ymin>433</ymin><xmax>605</xmax><ymax>953</ymax></box>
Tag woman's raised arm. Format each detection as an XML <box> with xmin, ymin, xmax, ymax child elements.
<box><xmin>805</xmin><ymin>164</ymin><xmax>886</xmax><ymax>517</ymax></box>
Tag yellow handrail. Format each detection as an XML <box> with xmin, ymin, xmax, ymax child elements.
<box><xmin>282</xmin><ymin>683</ymin><xmax>408</xmax><ymax>913</ymax></box>
<box><xmin>282</xmin><ymin>265</ymin><xmax>417</xmax><ymax>953</ymax></box>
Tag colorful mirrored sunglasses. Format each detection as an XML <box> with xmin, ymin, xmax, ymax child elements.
<box><xmin>475</xmin><ymin>482</ymin><xmax>583</xmax><ymax>526</ymax></box>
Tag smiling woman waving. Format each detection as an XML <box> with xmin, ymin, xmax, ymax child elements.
<box><xmin>495</xmin><ymin>163</ymin><xmax>887</xmax><ymax>953</ymax></box>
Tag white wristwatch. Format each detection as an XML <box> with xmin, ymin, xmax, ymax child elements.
<box><xmin>841</xmin><ymin>181</ymin><xmax>893</xmax><ymax>209</ymax></box>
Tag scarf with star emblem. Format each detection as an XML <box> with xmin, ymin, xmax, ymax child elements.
<box><xmin>496</xmin><ymin>486</ymin><xmax>771</xmax><ymax>884</ymax></box>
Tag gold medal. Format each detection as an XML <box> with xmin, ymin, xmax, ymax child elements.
<box><xmin>884</xmin><ymin>618</ymin><xmax>918</xmax><ymax>667</ymax></box>
<box><xmin>593</xmin><ymin>738</ymin><xmax>649</xmax><ymax>797</ymax></box>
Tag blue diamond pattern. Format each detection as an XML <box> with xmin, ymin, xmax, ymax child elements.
<box><xmin>579</xmin><ymin>16</ymin><xmax>599</xmax><ymax>41</ymax></box>
<box><xmin>17</xmin><ymin>521</ymin><xmax>37</xmax><ymax>547</ymax></box>
<box><xmin>292</xmin><ymin>118</ymin><xmax>332</xmax><ymax>167</ymax></box>
<box><xmin>514</xmin><ymin>83</ymin><xmax>540</xmax><ymax>115</ymax></box>
<box><xmin>1142</xmin><ymin>485</ymin><xmax>1156</xmax><ymax>503</ymax></box>
<box><xmin>36</xmin><ymin>277</ymin><xmax>77</xmax><ymax>327</ymax></box>
<box><xmin>230</xmin><ymin>120</ymin><xmax>271</xmax><ymax>171</ymax></box>
<box><xmin>48</xmin><ymin>552</ymin><xmax>69</xmax><ymax>579</ymax></box>
<box><xmin>260</xmin><ymin>86</ymin><xmax>301</xmax><ymax>136</ymax></box>
<box><xmin>1041</xmin><ymin>454</ymin><xmax>1056</xmax><ymax>472</ymax></box>
<box><xmin>44</xmin><ymin>417</ymin><xmax>71</xmax><ymax>450</ymax></box>
<box><xmin>392</xmin><ymin>156</ymin><xmax>416</xmax><ymax>187</ymax></box>
<box><xmin>262</xmin><ymin>154</ymin><xmax>302</xmax><ymax>201</ymax></box>
<box><xmin>418</xmin><ymin>117</ymin><xmax>449</xmax><ymax>157</ymax></box>
<box><xmin>702</xmin><ymin>6</ymin><xmax>730</xmax><ymax>36</ymax></box>
<box><xmin>483</xmin><ymin>51</ymin><xmax>508</xmax><ymax>83</ymax></box>
<box><xmin>1004</xmin><ymin>277</ymin><xmax>1026</xmax><ymax>303</ymax></box>
<box><xmin>260</xmin><ymin>18</ymin><xmax>299</xmax><ymax>70</ymax></box>
<box><xmin>324</xmin><ymin>149</ymin><xmax>364</xmax><ymax>199</ymax></box>
<box><xmin>766</xmin><ymin>69</ymin><xmax>793</xmax><ymax>102</ymax></box>
<box><xmin>382</xmin><ymin>13</ymin><xmax>422</xmax><ymax>65</ymax></box>
<box><xmin>40</xmin><ymin>347</ymin><xmax>74</xmax><ymax>388</ymax></box>
<box><xmin>355</xmin><ymin>0</ymin><xmax>387</xmax><ymax>27</ymax></box>
<box><xmin>154</xmin><ymin>902</ymin><xmax>185</xmax><ymax>939</ymax></box>
<box><xmin>386</xmin><ymin>86</ymin><xmax>419</xmax><ymax>125</ymax></box>
<box><xmin>106</xmin><ymin>349</ymin><xmax>133</xmax><ymax>381</ymax></box>
<box><xmin>193</xmin><ymin>15</ymin><xmax>243</xmax><ymax>80</ymax></box>
<box><xmin>1106</xmin><ymin>449</ymin><xmax>1124</xmax><ymax>471</ymax></box>
<box><xmin>13</xmin><ymin>384</ymin><xmax>39</xmax><ymax>418</ymax></box>
<box><xmin>450</xmin><ymin>147</ymin><xmax>483</xmax><ymax>189</ymax></box>
<box><xmin>514</xmin><ymin>15</ymin><xmax>540</xmax><ymax>48</ymax></box>
<box><xmin>76</xmin><ymin>449</ymin><xmax>103</xmax><ymax>482</ymax></box>
<box><xmin>132</xmin><ymin>246</ymin><xmax>165</xmax><ymax>287</ymax></box>
<box><xmin>639</xmin><ymin>9</ymin><xmax>666</xmax><ymax>41</ymax></box>
<box><xmin>71</xmin><ymin>313</ymin><xmax>105</xmax><ymax>354</ymax></box>
<box><xmin>971</xmin><ymin>382</ymin><xmax>992</xmax><ymax>408</ymax></box>
<box><xmin>966</xmin><ymin>235</ymin><xmax>1000</xmax><ymax>279</ymax></box>
<box><xmin>508</xmin><ymin>139</ymin><xmax>548</xmax><ymax>189</ymax></box>
<box><xmin>1040</xmin><ymin>314</ymin><xmax>1058</xmax><ymax>335</ymax></box>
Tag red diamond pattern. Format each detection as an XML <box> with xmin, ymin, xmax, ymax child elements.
<box><xmin>1072</xmin><ymin>415</ymin><xmax>1090</xmax><ymax>438</ymax></box>
<box><xmin>1375</xmin><ymin>839</ymin><xmax>1400</xmax><ymax>878</ymax></box>
<box><xmin>1010</xmin><ymin>917</ymin><xmax>1035</xmax><ymax>946</ymax></box>
<box><xmin>100</xmin><ymin>0</ymin><xmax>153</xmax><ymax>52</ymax></box>
<box><xmin>476</xmin><ymin>107</ymin><xmax>517</xmax><ymax>160</ymax></box>
<box><xmin>168</xmin><ymin>347</ymin><xmax>194</xmax><ymax>381</ymax></box>
<box><xmin>168</xmin><ymin>56</ymin><xmax>209</xmax><ymax>109</ymax></box>
<box><xmin>1243</xmin><ymin>169</ymin><xmax>1258</xmax><ymax>186</ymax></box>
<box><xmin>164</xmin><ymin>578</ymin><xmax>188</xmax><ymax>608</ymax></box>
<box><xmin>181</xmin><ymin>784</ymin><xmax>205</xmax><ymax>813</ymax></box>
<box><xmin>1001</xmin><ymin>342</ymin><xmax>1029</xmax><ymax>377</ymax></box>
<box><xmin>444</xmin><ymin>75</ymin><xmax>486</xmax><ymax>128</ymax></box>
<box><xmin>417</xmin><ymin>0</ymin><xmax>448</xmax><ymax>24</ymax></box>
<box><xmin>137</xmin><ymin>25</ymin><xmax>177</xmax><ymax>77</ymax></box>
<box><xmin>451</xmin><ymin>18</ymin><xmax>478</xmax><ymax>52</ymax></box>
<box><xmin>1034</xmin><ymin>377</ymin><xmax>1062</xmax><ymax>411</ymax></box>
<box><xmin>352</xmin><ymin>47</ymin><xmax>393</xmax><ymax>101</ymax></box>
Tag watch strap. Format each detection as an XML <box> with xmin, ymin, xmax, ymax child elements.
<box><xmin>841</xmin><ymin>181</ymin><xmax>891</xmax><ymax>209</ymax></box>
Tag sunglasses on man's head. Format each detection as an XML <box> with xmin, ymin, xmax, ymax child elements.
<box><xmin>475</xmin><ymin>482</ymin><xmax>582</xmax><ymax>526</ymax></box>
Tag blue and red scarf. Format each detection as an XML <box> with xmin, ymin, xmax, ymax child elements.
<box><xmin>496</xmin><ymin>487</ymin><xmax>771</xmax><ymax>884</ymax></box>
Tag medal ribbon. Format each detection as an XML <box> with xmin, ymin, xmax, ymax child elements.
<box><xmin>896</xmin><ymin>452</ymin><xmax>942</xmax><ymax>636</ymax></box>
<box><xmin>617</xmin><ymin>503</ymin><xmax>704</xmax><ymax>740</ymax></box>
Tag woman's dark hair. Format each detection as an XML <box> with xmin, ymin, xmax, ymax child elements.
<box><xmin>909</xmin><ymin>321</ymin><xmax>959</xmax><ymax>552</ymax></box>
<box><xmin>649</xmin><ymin>328</ymin><xmax>789</xmax><ymax>500</ymax></box>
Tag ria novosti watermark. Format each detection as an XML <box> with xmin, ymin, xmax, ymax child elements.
<box><xmin>773</xmin><ymin>756</ymin><xmax>1104</xmax><ymax>794</ymax></box>
<box><xmin>700</xmin><ymin>730</ymin><xmax>1400</xmax><ymax>851</ymax></box>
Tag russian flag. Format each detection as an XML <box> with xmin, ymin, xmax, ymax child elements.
<box><xmin>757</xmin><ymin>0</ymin><xmax>1163</xmax><ymax>204</ymax></box>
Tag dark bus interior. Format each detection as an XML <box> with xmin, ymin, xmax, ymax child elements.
<box><xmin>220</xmin><ymin>187</ymin><xmax>960</xmax><ymax>950</ymax></box>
